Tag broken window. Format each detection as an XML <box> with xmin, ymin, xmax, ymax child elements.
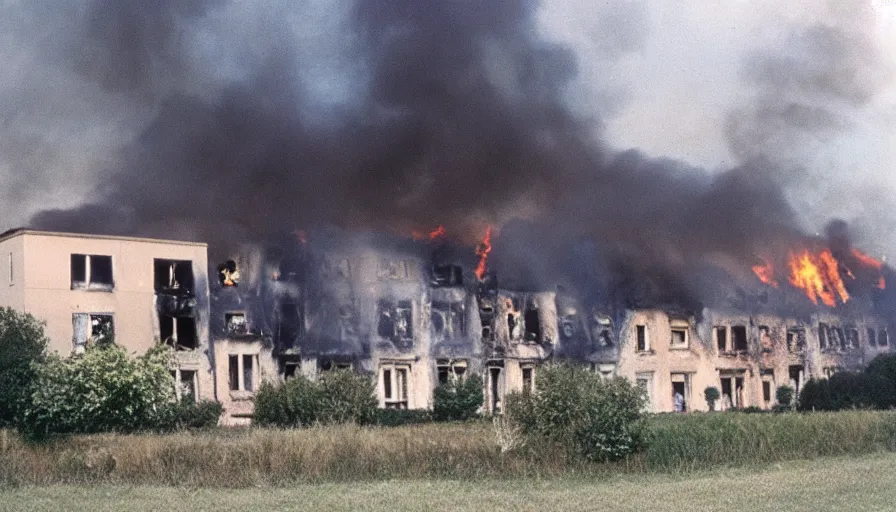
<box><xmin>818</xmin><ymin>323</ymin><xmax>829</xmax><ymax>350</ymax></box>
<box><xmin>719</xmin><ymin>371</ymin><xmax>746</xmax><ymax>409</ymax></box>
<box><xmin>760</xmin><ymin>370</ymin><xmax>774</xmax><ymax>406</ymax></box>
<box><xmin>436</xmin><ymin>359</ymin><xmax>467</xmax><ymax>384</ymax></box>
<box><xmin>868</xmin><ymin>327</ymin><xmax>877</xmax><ymax>347</ymax></box>
<box><xmin>319</xmin><ymin>359</ymin><xmax>352</xmax><ymax>373</ymax></box>
<box><xmin>670</xmin><ymin>323</ymin><xmax>688</xmax><ymax>349</ymax></box>
<box><xmin>636</xmin><ymin>325</ymin><xmax>649</xmax><ymax>352</ymax></box>
<box><xmin>759</xmin><ymin>326</ymin><xmax>773</xmax><ymax>352</ymax></box>
<box><xmin>378</xmin><ymin>300</ymin><xmax>413</xmax><ymax>343</ymax></box>
<box><xmin>154</xmin><ymin>259</ymin><xmax>194</xmax><ymax>293</ymax></box>
<box><xmin>431</xmin><ymin>302</ymin><xmax>465</xmax><ymax>340</ymax></box>
<box><xmin>381</xmin><ymin>363</ymin><xmax>410</xmax><ymax>409</ymax></box>
<box><xmin>521</xmin><ymin>364</ymin><xmax>535</xmax><ymax>393</ymax></box>
<box><xmin>715</xmin><ymin>326</ymin><xmax>728</xmax><ymax>352</ymax></box>
<box><xmin>225</xmin><ymin>313</ymin><xmax>248</xmax><ymax>336</ymax></box>
<box><xmin>670</xmin><ymin>373</ymin><xmax>691</xmax><ymax>412</ymax></box>
<box><xmin>277</xmin><ymin>299</ymin><xmax>303</xmax><ymax>345</ymax></box>
<box><xmin>524</xmin><ymin>308</ymin><xmax>541</xmax><ymax>343</ymax></box>
<box><xmin>505</xmin><ymin>298</ymin><xmax>522</xmax><ymax>341</ymax></box>
<box><xmin>218</xmin><ymin>260</ymin><xmax>239</xmax><ymax>286</ymax></box>
<box><xmin>377</xmin><ymin>259</ymin><xmax>408</xmax><ymax>280</ymax></box>
<box><xmin>72</xmin><ymin>313</ymin><xmax>114</xmax><ymax>348</ymax></box>
<box><xmin>832</xmin><ymin>326</ymin><xmax>846</xmax><ymax>351</ymax></box>
<box><xmin>395</xmin><ymin>301</ymin><xmax>412</xmax><ymax>341</ymax></box>
<box><xmin>597</xmin><ymin>328</ymin><xmax>613</xmax><ymax>348</ymax></box>
<box><xmin>787</xmin><ymin>328</ymin><xmax>806</xmax><ymax>353</ymax></box>
<box><xmin>228</xmin><ymin>354</ymin><xmax>257</xmax><ymax>392</ymax></box>
<box><xmin>731</xmin><ymin>326</ymin><xmax>748</xmax><ymax>351</ymax></box>
<box><xmin>635</xmin><ymin>372</ymin><xmax>653</xmax><ymax>412</ymax></box>
<box><xmin>846</xmin><ymin>327</ymin><xmax>859</xmax><ymax>349</ymax></box>
<box><xmin>283</xmin><ymin>362</ymin><xmax>299</xmax><ymax>381</ymax></box>
<box><xmin>789</xmin><ymin>365</ymin><xmax>804</xmax><ymax>397</ymax></box>
<box><xmin>431</xmin><ymin>264</ymin><xmax>463</xmax><ymax>287</ymax></box>
<box><xmin>159</xmin><ymin>315</ymin><xmax>197</xmax><ymax>350</ymax></box>
<box><xmin>488</xmin><ymin>361</ymin><xmax>504</xmax><ymax>413</ymax></box>
<box><xmin>823</xmin><ymin>366</ymin><xmax>840</xmax><ymax>379</ymax></box>
<box><xmin>880</xmin><ymin>328</ymin><xmax>889</xmax><ymax>346</ymax></box>
<box><xmin>71</xmin><ymin>254</ymin><xmax>114</xmax><ymax>290</ymax></box>
<box><xmin>321</xmin><ymin>258</ymin><xmax>351</xmax><ymax>279</ymax></box>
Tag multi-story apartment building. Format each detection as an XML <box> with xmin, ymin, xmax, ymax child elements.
<box><xmin>0</xmin><ymin>229</ymin><xmax>213</xmax><ymax>402</ymax></box>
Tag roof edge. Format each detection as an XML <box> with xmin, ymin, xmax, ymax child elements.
<box><xmin>0</xmin><ymin>229</ymin><xmax>207</xmax><ymax>247</ymax></box>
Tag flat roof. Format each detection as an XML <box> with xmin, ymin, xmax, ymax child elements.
<box><xmin>0</xmin><ymin>228</ymin><xmax>207</xmax><ymax>247</ymax></box>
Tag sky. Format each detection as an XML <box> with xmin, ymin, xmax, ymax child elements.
<box><xmin>0</xmin><ymin>0</ymin><xmax>894</xmax><ymax>259</ymax></box>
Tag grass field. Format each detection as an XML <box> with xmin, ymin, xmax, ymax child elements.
<box><xmin>3</xmin><ymin>452</ymin><xmax>896</xmax><ymax>511</ymax></box>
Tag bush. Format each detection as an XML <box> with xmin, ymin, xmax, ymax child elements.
<box><xmin>775</xmin><ymin>385</ymin><xmax>794</xmax><ymax>410</ymax></box>
<box><xmin>253</xmin><ymin>370</ymin><xmax>377</xmax><ymax>427</ymax></box>
<box><xmin>432</xmin><ymin>375</ymin><xmax>484</xmax><ymax>421</ymax></box>
<box><xmin>0</xmin><ymin>308</ymin><xmax>49</xmax><ymax>426</ymax></box>
<box><xmin>703</xmin><ymin>386</ymin><xmax>720</xmax><ymax>411</ymax></box>
<box><xmin>18</xmin><ymin>344</ymin><xmax>176</xmax><ymax>441</ymax></box>
<box><xmin>164</xmin><ymin>399</ymin><xmax>223</xmax><ymax>430</ymax></box>
<box><xmin>504</xmin><ymin>363</ymin><xmax>649</xmax><ymax>462</ymax></box>
<box><xmin>375</xmin><ymin>408</ymin><xmax>432</xmax><ymax>427</ymax></box>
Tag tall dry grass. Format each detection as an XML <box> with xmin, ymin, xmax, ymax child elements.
<box><xmin>1</xmin><ymin>411</ymin><xmax>895</xmax><ymax>487</ymax></box>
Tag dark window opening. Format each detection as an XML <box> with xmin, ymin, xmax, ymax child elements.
<box><xmin>431</xmin><ymin>264</ymin><xmax>463</xmax><ymax>287</ymax></box>
<box><xmin>154</xmin><ymin>259</ymin><xmax>194</xmax><ymax>293</ymax></box>
<box><xmin>481</xmin><ymin>326</ymin><xmax>492</xmax><ymax>340</ymax></box>
<box><xmin>868</xmin><ymin>327</ymin><xmax>877</xmax><ymax>346</ymax></box>
<box><xmin>672</xmin><ymin>381</ymin><xmax>686</xmax><ymax>411</ymax></box>
<box><xmin>90</xmin><ymin>256</ymin><xmax>113</xmax><ymax>286</ymax></box>
<box><xmin>731</xmin><ymin>326</ymin><xmax>748</xmax><ymax>351</ymax></box>
<box><xmin>490</xmin><ymin>367</ymin><xmax>502</xmax><ymax>413</ymax></box>
<box><xmin>278</xmin><ymin>300</ymin><xmax>302</xmax><ymax>345</ymax></box>
<box><xmin>846</xmin><ymin>328</ymin><xmax>859</xmax><ymax>349</ymax></box>
<box><xmin>242</xmin><ymin>354</ymin><xmax>254</xmax><ymax>392</ymax></box>
<box><xmin>716</xmin><ymin>327</ymin><xmax>727</xmax><ymax>351</ymax></box>
<box><xmin>160</xmin><ymin>316</ymin><xmax>174</xmax><ymax>344</ymax></box>
<box><xmin>787</xmin><ymin>328</ymin><xmax>806</xmax><ymax>352</ymax></box>
<box><xmin>218</xmin><ymin>260</ymin><xmax>239</xmax><ymax>286</ymax></box>
<box><xmin>228</xmin><ymin>355</ymin><xmax>239</xmax><ymax>391</ymax></box>
<box><xmin>179</xmin><ymin>370</ymin><xmax>197</xmax><ymax>401</ymax></box>
<box><xmin>524</xmin><ymin>309</ymin><xmax>541</xmax><ymax>342</ymax></box>
<box><xmin>395</xmin><ymin>301</ymin><xmax>413</xmax><ymax>341</ymax></box>
<box><xmin>522</xmin><ymin>367</ymin><xmax>533</xmax><ymax>393</ymax></box>
<box><xmin>226</xmin><ymin>313</ymin><xmax>248</xmax><ymax>336</ymax></box>
<box><xmin>71</xmin><ymin>254</ymin><xmax>86</xmax><ymax>284</ymax></box>
<box><xmin>598</xmin><ymin>329</ymin><xmax>613</xmax><ymax>347</ymax></box>
<box><xmin>880</xmin><ymin>329</ymin><xmax>889</xmax><ymax>346</ymax></box>
<box><xmin>762</xmin><ymin>381</ymin><xmax>771</xmax><ymax>403</ymax></box>
<box><xmin>176</xmin><ymin>318</ymin><xmax>197</xmax><ymax>349</ymax></box>
<box><xmin>819</xmin><ymin>323</ymin><xmax>829</xmax><ymax>350</ymax></box>
<box><xmin>789</xmin><ymin>365</ymin><xmax>804</xmax><ymax>396</ymax></box>
<box><xmin>377</xmin><ymin>301</ymin><xmax>394</xmax><ymax>338</ymax></box>
<box><xmin>383</xmin><ymin>369</ymin><xmax>392</xmax><ymax>400</ymax></box>
<box><xmin>437</xmin><ymin>366</ymin><xmax>449</xmax><ymax>384</ymax></box>
<box><xmin>90</xmin><ymin>315</ymin><xmax>114</xmax><ymax>346</ymax></box>
<box><xmin>636</xmin><ymin>325</ymin><xmax>648</xmax><ymax>352</ymax></box>
<box><xmin>284</xmin><ymin>362</ymin><xmax>299</xmax><ymax>380</ymax></box>
<box><xmin>832</xmin><ymin>327</ymin><xmax>846</xmax><ymax>350</ymax></box>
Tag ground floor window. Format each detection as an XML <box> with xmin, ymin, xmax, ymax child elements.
<box><xmin>381</xmin><ymin>363</ymin><xmax>411</xmax><ymax>409</ymax></box>
<box><xmin>228</xmin><ymin>354</ymin><xmax>258</xmax><ymax>392</ymax></box>
<box><xmin>171</xmin><ymin>367</ymin><xmax>198</xmax><ymax>402</ymax></box>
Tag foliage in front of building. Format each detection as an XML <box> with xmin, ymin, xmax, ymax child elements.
<box><xmin>17</xmin><ymin>344</ymin><xmax>220</xmax><ymax>441</ymax></box>
<box><xmin>0</xmin><ymin>308</ymin><xmax>49</xmax><ymax>427</ymax></box>
<box><xmin>253</xmin><ymin>370</ymin><xmax>378</xmax><ymax>427</ymax></box>
<box><xmin>504</xmin><ymin>363</ymin><xmax>650</xmax><ymax>462</ymax></box>
<box><xmin>432</xmin><ymin>374</ymin><xmax>484</xmax><ymax>422</ymax></box>
<box><xmin>798</xmin><ymin>354</ymin><xmax>896</xmax><ymax>411</ymax></box>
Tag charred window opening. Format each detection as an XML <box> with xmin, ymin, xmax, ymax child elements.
<box><xmin>731</xmin><ymin>326</ymin><xmax>747</xmax><ymax>351</ymax></box>
<box><xmin>377</xmin><ymin>259</ymin><xmax>409</xmax><ymax>280</ymax></box>
<box><xmin>154</xmin><ymin>259</ymin><xmax>194</xmax><ymax>293</ymax></box>
<box><xmin>431</xmin><ymin>302</ymin><xmax>465</xmax><ymax>339</ymax></box>
<box><xmin>172</xmin><ymin>369</ymin><xmax>197</xmax><ymax>402</ymax></box>
<box><xmin>868</xmin><ymin>327</ymin><xmax>878</xmax><ymax>347</ymax></box>
<box><xmin>715</xmin><ymin>326</ymin><xmax>728</xmax><ymax>352</ymax></box>
<box><xmin>71</xmin><ymin>254</ymin><xmax>114</xmax><ymax>290</ymax></box>
<box><xmin>670</xmin><ymin>327</ymin><xmax>688</xmax><ymax>349</ymax></box>
<box><xmin>283</xmin><ymin>362</ymin><xmax>299</xmax><ymax>381</ymax></box>
<box><xmin>431</xmin><ymin>264</ymin><xmax>463</xmax><ymax>287</ymax></box>
<box><xmin>319</xmin><ymin>359</ymin><xmax>352</xmax><ymax>373</ymax></box>
<box><xmin>505</xmin><ymin>298</ymin><xmax>522</xmax><ymax>340</ymax></box>
<box><xmin>524</xmin><ymin>308</ymin><xmax>541</xmax><ymax>343</ymax></box>
<box><xmin>160</xmin><ymin>316</ymin><xmax>197</xmax><ymax>350</ymax></box>
<box><xmin>845</xmin><ymin>327</ymin><xmax>859</xmax><ymax>349</ymax></box>
<box><xmin>880</xmin><ymin>328</ymin><xmax>889</xmax><ymax>346</ymax></box>
<box><xmin>218</xmin><ymin>260</ymin><xmax>239</xmax><ymax>286</ymax></box>
<box><xmin>381</xmin><ymin>363</ymin><xmax>410</xmax><ymax>409</ymax></box>
<box><xmin>521</xmin><ymin>364</ymin><xmax>535</xmax><ymax>393</ymax></box>
<box><xmin>378</xmin><ymin>301</ymin><xmax>413</xmax><ymax>343</ymax></box>
<box><xmin>489</xmin><ymin>366</ymin><xmax>503</xmax><ymax>413</ymax></box>
<box><xmin>759</xmin><ymin>326</ymin><xmax>773</xmax><ymax>352</ymax></box>
<box><xmin>436</xmin><ymin>359</ymin><xmax>467</xmax><ymax>384</ymax></box>
<box><xmin>320</xmin><ymin>258</ymin><xmax>351</xmax><ymax>279</ymax></box>
<box><xmin>561</xmin><ymin>314</ymin><xmax>577</xmax><ymax>339</ymax></box>
<box><xmin>760</xmin><ymin>370</ymin><xmax>774</xmax><ymax>406</ymax></box>
<box><xmin>636</xmin><ymin>325</ymin><xmax>649</xmax><ymax>352</ymax></box>
<box><xmin>598</xmin><ymin>329</ymin><xmax>613</xmax><ymax>348</ymax></box>
<box><xmin>818</xmin><ymin>323</ymin><xmax>829</xmax><ymax>350</ymax></box>
<box><xmin>786</xmin><ymin>328</ymin><xmax>806</xmax><ymax>353</ymax></box>
<box><xmin>73</xmin><ymin>313</ymin><xmax>114</xmax><ymax>349</ymax></box>
<box><xmin>226</xmin><ymin>313</ymin><xmax>248</xmax><ymax>336</ymax></box>
<box><xmin>719</xmin><ymin>372</ymin><xmax>745</xmax><ymax>409</ymax></box>
<box><xmin>832</xmin><ymin>326</ymin><xmax>846</xmax><ymax>351</ymax></box>
<box><xmin>278</xmin><ymin>300</ymin><xmax>303</xmax><ymax>345</ymax></box>
<box><xmin>481</xmin><ymin>326</ymin><xmax>492</xmax><ymax>340</ymax></box>
<box><xmin>789</xmin><ymin>365</ymin><xmax>804</xmax><ymax>397</ymax></box>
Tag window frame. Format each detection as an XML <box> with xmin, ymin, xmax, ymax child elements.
<box><xmin>71</xmin><ymin>253</ymin><xmax>115</xmax><ymax>291</ymax></box>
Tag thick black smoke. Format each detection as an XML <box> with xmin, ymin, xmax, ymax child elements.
<box><xmin>24</xmin><ymin>0</ymin><xmax>886</xmax><ymax>309</ymax></box>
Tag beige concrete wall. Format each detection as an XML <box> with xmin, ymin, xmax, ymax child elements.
<box><xmin>0</xmin><ymin>236</ymin><xmax>26</xmax><ymax>311</ymax></box>
<box><xmin>214</xmin><ymin>338</ymin><xmax>279</xmax><ymax>425</ymax></box>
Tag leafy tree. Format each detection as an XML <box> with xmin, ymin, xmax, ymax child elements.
<box><xmin>0</xmin><ymin>308</ymin><xmax>49</xmax><ymax>426</ymax></box>
<box><xmin>504</xmin><ymin>363</ymin><xmax>649</xmax><ymax>462</ymax></box>
<box><xmin>18</xmin><ymin>344</ymin><xmax>176</xmax><ymax>440</ymax></box>
<box><xmin>433</xmin><ymin>375</ymin><xmax>484</xmax><ymax>421</ymax></box>
<box><xmin>775</xmin><ymin>385</ymin><xmax>795</xmax><ymax>411</ymax></box>
<box><xmin>704</xmin><ymin>386</ymin><xmax>720</xmax><ymax>411</ymax></box>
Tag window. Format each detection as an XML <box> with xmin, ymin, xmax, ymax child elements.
<box><xmin>670</xmin><ymin>323</ymin><xmax>689</xmax><ymax>349</ymax></box>
<box><xmin>868</xmin><ymin>327</ymin><xmax>878</xmax><ymax>347</ymax></box>
<box><xmin>159</xmin><ymin>315</ymin><xmax>197</xmax><ymax>350</ymax></box>
<box><xmin>593</xmin><ymin>363</ymin><xmax>616</xmax><ymax>380</ymax></box>
<box><xmin>71</xmin><ymin>254</ymin><xmax>114</xmax><ymax>290</ymax></box>
<box><xmin>228</xmin><ymin>354</ymin><xmax>258</xmax><ymax>393</ymax></box>
<box><xmin>283</xmin><ymin>362</ymin><xmax>299</xmax><ymax>381</ymax></box>
<box><xmin>832</xmin><ymin>326</ymin><xmax>846</xmax><ymax>351</ymax></box>
<box><xmin>7</xmin><ymin>252</ymin><xmax>12</xmax><ymax>286</ymax></box>
<box><xmin>431</xmin><ymin>302</ymin><xmax>465</xmax><ymax>340</ymax></box>
<box><xmin>731</xmin><ymin>326</ymin><xmax>748</xmax><ymax>351</ymax></box>
<box><xmin>524</xmin><ymin>308</ymin><xmax>541</xmax><ymax>342</ymax></box>
<box><xmin>845</xmin><ymin>328</ymin><xmax>859</xmax><ymax>349</ymax></box>
<box><xmin>72</xmin><ymin>313</ymin><xmax>114</xmax><ymax>350</ymax></box>
<box><xmin>635</xmin><ymin>372</ymin><xmax>653</xmax><ymax>412</ymax></box>
<box><xmin>521</xmin><ymin>364</ymin><xmax>535</xmax><ymax>393</ymax></box>
<box><xmin>225</xmin><ymin>313</ymin><xmax>248</xmax><ymax>335</ymax></box>
<box><xmin>377</xmin><ymin>300</ymin><xmax>413</xmax><ymax>343</ymax></box>
<box><xmin>171</xmin><ymin>368</ymin><xmax>198</xmax><ymax>402</ymax></box>
<box><xmin>880</xmin><ymin>328</ymin><xmax>889</xmax><ymax>347</ymax></box>
<box><xmin>436</xmin><ymin>359</ymin><xmax>467</xmax><ymax>384</ymax></box>
<box><xmin>760</xmin><ymin>369</ymin><xmax>775</xmax><ymax>407</ymax></box>
<box><xmin>377</xmin><ymin>259</ymin><xmax>409</xmax><ymax>280</ymax></box>
<box><xmin>788</xmin><ymin>365</ymin><xmax>804</xmax><ymax>397</ymax></box>
<box><xmin>787</xmin><ymin>328</ymin><xmax>806</xmax><ymax>353</ymax></box>
<box><xmin>431</xmin><ymin>264</ymin><xmax>463</xmax><ymax>287</ymax></box>
<box><xmin>818</xmin><ymin>323</ymin><xmax>829</xmax><ymax>350</ymax></box>
<box><xmin>218</xmin><ymin>260</ymin><xmax>240</xmax><ymax>286</ymax></box>
<box><xmin>319</xmin><ymin>359</ymin><xmax>352</xmax><ymax>373</ymax></box>
<box><xmin>154</xmin><ymin>259</ymin><xmax>194</xmax><ymax>292</ymax></box>
<box><xmin>488</xmin><ymin>362</ymin><xmax>504</xmax><ymax>413</ymax></box>
<box><xmin>719</xmin><ymin>371</ymin><xmax>746</xmax><ymax>409</ymax></box>
<box><xmin>715</xmin><ymin>326</ymin><xmax>728</xmax><ymax>352</ymax></box>
<box><xmin>381</xmin><ymin>363</ymin><xmax>410</xmax><ymax>409</ymax></box>
<box><xmin>670</xmin><ymin>373</ymin><xmax>691</xmax><ymax>412</ymax></box>
<box><xmin>636</xmin><ymin>325</ymin><xmax>649</xmax><ymax>352</ymax></box>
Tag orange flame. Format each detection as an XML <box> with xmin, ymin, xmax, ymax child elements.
<box><xmin>787</xmin><ymin>249</ymin><xmax>849</xmax><ymax>307</ymax></box>
<box><xmin>412</xmin><ymin>225</ymin><xmax>447</xmax><ymax>241</ymax></box>
<box><xmin>474</xmin><ymin>226</ymin><xmax>493</xmax><ymax>281</ymax></box>
<box><xmin>752</xmin><ymin>260</ymin><xmax>778</xmax><ymax>288</ymax></box>
<box><xmin>850</xmin><ymin>248</ymin><xmax>886</xmax><ymax>289</ymax></box>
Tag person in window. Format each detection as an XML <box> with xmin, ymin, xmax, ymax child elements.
<box><xmin>674</xmin><ymin>391</ymin><xmax>685</xmax><ymax>413</ymax></box>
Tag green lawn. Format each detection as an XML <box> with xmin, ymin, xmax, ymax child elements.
<box><xmin>3</xmin><ymin>452</ymin><xmax>895</xmax><ymax>511</ymax></box>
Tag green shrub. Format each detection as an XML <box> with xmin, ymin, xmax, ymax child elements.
<box><xmin>432</xmin><ymin>375</ymin><xmax>484</xmax><ymax>421</ymax></box>
<box><xmin>165</xmin><ymin>399</ymin><xmax>223</xmax><ymax>430</ymax></box>
<box><xmin>18</xmin><ymin>344</ymin><xmax>176</xmax><ymax>441</ymax></box>
<box><xmin>253</xmin><ymin>370</ymin><xmax>377</xmax><ymax>427</ymax></box>
<box><xmin>375</xmin><ymin>408</ymin><xmax>432</xmax><ymax>427</ymax></box>
<box><xmin>0</xmin><ymin>308</ymin><xmax>49</xmax><ymax>427</ymax></box>
<box><xmin>775</xmin><ymin>385</ymin><xmax>794</xmax><ymax>410</ymax></box>
<box><xmin>703</xmin><ymin>386</ymin><xmax>720</xmax><ymax>411</ymax></box>
<box><xmin>504</xmin><ymin>363</ymin><xmax>649</xmax><ymax>462</ymax></box>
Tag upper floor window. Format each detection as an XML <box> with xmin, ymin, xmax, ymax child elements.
<box><xmin>670</xmin><ymin>321</ymin><xmax>689</xmax><ymax>349</ymax></box>
<box><xmin>71</xmin><ymin>254</ymin><xmax>114</xmax><ymax>291</ymax></box>
<box><xmin>636</xmin><ymin>324</ymin><xmax>650</xmax><ymax>352</ymax></box>
<box><xmin>154</xmin><ymin>259</ymin><xmax>194</xmax><ymax>293</ymax></box>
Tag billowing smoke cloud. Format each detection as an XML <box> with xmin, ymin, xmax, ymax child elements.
<box><xmin>6</xmin><ymin>0</ymin><xmax>892</xmax><ymax>309</ymax></box>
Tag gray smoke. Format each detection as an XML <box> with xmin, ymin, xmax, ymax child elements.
<box><xmin>8</xmin><ymin>0</ymin><xmax>891</xmax><ymax>307</ymax></box>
